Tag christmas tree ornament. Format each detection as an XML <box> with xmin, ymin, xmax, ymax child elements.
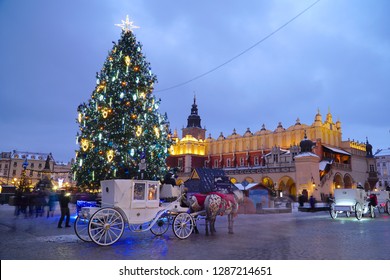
<box><xmin>101</xmin><ymin>108</ymin><xmax>110</xmax><ymax>118</ymax></box>
<box><xmin>107</xmin><ymin>150</ymin><xmax>114</xmax><ymax>162</ymax></box>
<box><xmin>115</xmin><ymin>15</ymin><xmax>139</xmax><ymax>33</ymax></box>
<box><xmin>81</xmin><ymin>139</ymin><xmax>90</xmax><ymax>151</ymax></box>
<box><xmin>154</xmin><ymin>126</ymin><xmax>160</xmax><ymax>138</ymax></box>
<box><xmin>136</xmin><ymin>126</ymin><xmax>142</xmax><ymax>137</ymax></box>
<box><xmin>124</xmin><ymin>55</ymin><xmax>131</xmax><ymax>65</ymax></box>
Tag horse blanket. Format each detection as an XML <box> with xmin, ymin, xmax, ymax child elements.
<box><xmin>190</xmin><ymin>192</ymin><xmax>236</xmax><ymax>213</ymax></box>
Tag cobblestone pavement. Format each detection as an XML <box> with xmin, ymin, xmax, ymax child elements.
<box><xmin>1</xmin><ymin>203</ymin><xmax>389</xmax><ymax>260</ymax></box>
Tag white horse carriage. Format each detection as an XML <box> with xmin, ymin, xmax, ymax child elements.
<box><xmin>74</xmin><ymin>179</ymin><xmax>203</xmax><ymax>246</ymax></box>
<box><xmin>329</xmin><ymin>188</ymin><xmax>380</xmax><ymax>220</ymax></box>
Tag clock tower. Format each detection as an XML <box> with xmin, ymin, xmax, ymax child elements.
<box><xmin>182</xmin><ymin>96</ymin><xmax>206</xmax><ymax>140</ymax></box>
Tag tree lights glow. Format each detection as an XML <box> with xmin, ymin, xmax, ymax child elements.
<box><xmin>72</xmin><ymin>17</ymin><xmax>172</xmax><ymax>190</ymax></box>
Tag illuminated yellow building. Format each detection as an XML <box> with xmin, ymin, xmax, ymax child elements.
<box><xmin>167</xmin><ymin>101</ymin><xmax>378</xmax><ymax>203</ymax></box>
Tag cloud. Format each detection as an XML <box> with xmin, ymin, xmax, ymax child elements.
<box><xmin>0</xmin><ymin>0</ymin><xmax>389</xmax><ymax>161</ymax></box>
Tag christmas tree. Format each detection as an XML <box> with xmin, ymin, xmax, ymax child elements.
<box><xmin>72</xmin><ymin>16</ymin><xmax>172</xmax><ymax>190</ymax></box>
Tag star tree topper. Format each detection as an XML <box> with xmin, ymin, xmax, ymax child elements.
<box><xmin>115</xmin><ymin>15</ymin><xmax>139</xmax><ymax>33</ymax></box>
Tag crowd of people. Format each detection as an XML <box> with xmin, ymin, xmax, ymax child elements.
<box><xmin>13</xmin><ymin>189</ymin><xmax>58</xmax><ymax>219</ymax></box>
<box><xmin>12</xmin><ymin>189</ymin><xmax>88</xmax><ymax>229</ymax></box>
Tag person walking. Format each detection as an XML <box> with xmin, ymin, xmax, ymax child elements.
<box><xmin>46</xmin><ymin>191</ymin><xmax>56</xmax><ymax>218</ymax></box>
<box><xmin>309</xmin><ymin>195</ymin><xmax>316</xmax><ymax>212</ymax></box>
<box><xmin>57</xmin><ymin>190</ymin><xmax>71</xmax><ymax>228</ymax></box>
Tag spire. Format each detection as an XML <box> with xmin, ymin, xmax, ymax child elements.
<box><xmin>314</xmin><ymin>109</ymin><xmax>322</xmax><ymax>127</ymax></box>
<box><xmin>182</xmin><ymin>95</ymin><xmax>206</xmax><ymax>140</ymax></box>
<box><xmin>187</xmin><ymin>96</ymin><xmax>201</xmax><ymax>127</ymax></box>
<box><xmin>326</xmin><ymin>108</ymin><xmax>333</xmax><ymax>123</ymax></box>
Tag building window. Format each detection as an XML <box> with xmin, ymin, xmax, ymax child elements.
<box><xmin>31</xmin><ymin>163</ymin><xmax>34</xmax><ymax>168</ymax></box>
<box><xmin>38</xmin><ymin>163</ymin><xmax>42</xmax><ymax>169</ymax></box>
<box><xmin>214</xmin><ymin>159</ymin><xmax>219</xmax><ymax>168</ymax></box>
<box><xmin>369</xmin><ymin>164</ymin><xmax>375</xmax><ymax>172</ymax></box>
<box><xmin>13</xmin><ymin>162</ymin><xmax>17</xmax><ymax>168</ymax></box>
<box><xmin>12</xmin><ymin>170</ymin><xmax>16</xmax><ymax>176</ymax></box>
<box><xmin>4</xmin><ymin>164</ymin><xmax>8</xmax><ymax>169</ymax></box>
<box><xmin>240</xmin><ymin>158</ymin><xmax>244</xmax><ymax>166</ymax></box>
<box><xmin>226</xmin><ymin>159</ymin><xmax>231</xmax><ymax>167</ymax></box>
<box><xmin>29</xmin><ymin>170</ymin><xmax>33</xmax><ymax>177</ymax></box>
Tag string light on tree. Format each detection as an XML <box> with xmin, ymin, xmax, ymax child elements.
<box><xmin>72</xmin><ymin>16</ymin><xmax>172</xmax><ymax>190</ymax></box>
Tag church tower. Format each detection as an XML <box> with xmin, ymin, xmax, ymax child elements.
<box><xmin>182</xmin><ymin>96</ymin><xmax>206</xmax><ymax>140</ymax></box>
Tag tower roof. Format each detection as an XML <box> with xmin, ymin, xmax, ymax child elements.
<box><xmin>186</xmin><ymin>95</ymin><xmax>202</xmax><ymax>128</ymax></box>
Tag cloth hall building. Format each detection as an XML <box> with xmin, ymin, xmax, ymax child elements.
<box><xmin>166</xmin><ymin>98</ymin><xmax>378</xmax><ymax>203</ymax></box>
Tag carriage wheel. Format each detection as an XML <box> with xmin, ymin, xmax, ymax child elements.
<box><xmin>345</xmin><ymin>211</ymin><xmax>351</xmax><ymax>218</ymax></box>
<box><xmin>369</xmin><ymin>205</ymin><xmax>376</xmax><ymax>218</ymax></box>
<box><xmin>386</xmin><ymin>201</ymin><xmax>390</xmax><ymax>215</ymax></box>
<box><xmin>355</xmin><ymin>202</ymin><xmax>363</xmax><ymax>220</ymax></box>
<box><xmin>150</xmin><ymin>216</ymin><xmax>170</xmax><ymax>236</ymax></box>
<box><xmin>329</xmin><ymin>203</ymin><xmax>337</xmax><ymax>219</ymax></box>
<box><xmin>74</xmin><ymin>216</ymin><xmax>92</xmax><ymax>242</ymax></box>
<box><xmin>88</xmin><ymin>208</ymin><xmax>124</xmax><ymax>246</ymax></box>
<box><xmin>172</xmin><ymin>213</ymin><xmax>194</xmax><ymax>239</ymax></box>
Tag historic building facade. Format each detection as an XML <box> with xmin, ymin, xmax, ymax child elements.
<box><xmin>375</xmin><ymin>148</ymin><xmax>390</xmax><ymax>190</ymax></box>
<box><xmin>167</xmin><ymin>100</ymin><xmax>378</xmax><ymax>202</ymax></box>
<box><xmin>0</xmin><ymin>150</ymin><xmax>74</xmax><ymax>191</ymax></box>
